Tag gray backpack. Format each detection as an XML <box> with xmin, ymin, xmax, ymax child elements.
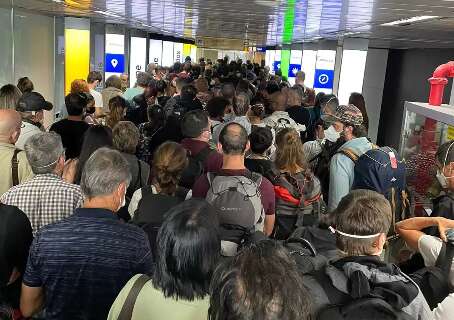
<box><xmin>205</xmin><ymin>172</ymin><xmax>265</xmax><ymax>256</ymax></box>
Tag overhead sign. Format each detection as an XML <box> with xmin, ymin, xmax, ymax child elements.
<box><xmin>314</xmin><ymin>69</ymin><xmax>334</xmax><ymax>89</ymax></box>
<box><xmin>273</xmin><ymin>61</ymin><xmax>281</xmax><ymax>73</ymax></box>
<box><xmin>105</xmin><ymin>53</ymin><xmax>125</xmax><ymax>73</ymax></box>
<box><xmin>288</xmin><ymin>64</ymin><xmax>301</xmax><ymax>78</ymax></box>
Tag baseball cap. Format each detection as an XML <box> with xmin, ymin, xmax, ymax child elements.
<box><xmin>322</xmin><ymin>104</ymin><xmax>363</xmax><ymax>126</ymax></box>
<box><xmin>16</xmin><ymin>92</ymin><xmax>53</xmax><ymax>112</ymax></box>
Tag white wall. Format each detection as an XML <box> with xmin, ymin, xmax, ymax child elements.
<box><xmin>362</xmin><ymin>48</ymin><xmax>389</xmax><ymax>143</ymax></box>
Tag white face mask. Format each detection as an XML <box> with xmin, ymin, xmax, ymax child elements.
<box><xmin>324</xmin><ymin>125</ymin><xmax>341</xmax><ymax>142</ymax></box>
<box><xmin>437</xmin><ymin>170</ymin><xmax>449</xmax><ymax>189</ymax></box>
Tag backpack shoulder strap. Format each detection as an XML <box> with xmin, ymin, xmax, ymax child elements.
<box><xmin>338</xmin><ymin>148</ymin><xmax>359</xmax><ymax>163</ymax></box>
<box><xmin>11</xmin><ymin>149</ymin><xmax>20</xmax><ymax>186</ymax></box>
<box><xmin>250</xmin><ymin>172</ymin><xmax>263</xmax><ymax>186</ymax></box>
<box><xmin>117</xmin><ymin>274</ymin><xmax>151</xmax><ymax>320</ymax></box>
<box><xmin>436</xmin><ymin>242</ymin><xmax>454</xmax><ymax>275</ymax></box>
<box><xmin>192</xmin><ymin>145</ymin><xmax>213</xmax><ymax>163</ymax></box>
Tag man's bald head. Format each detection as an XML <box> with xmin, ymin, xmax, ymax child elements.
<box><xmin>0</xmin><ymin>109</ymin><xmax>22</xmax><ymax>144</ymax></box>
<box><xmin>218</xmin><ymin>123</ymin><xmax>249</xmax><ymax>155</ymax></box>
<box><xmin>270</xmin><ymin>91</ymin><xmax>288</xmax><ymax>112</ymax></box>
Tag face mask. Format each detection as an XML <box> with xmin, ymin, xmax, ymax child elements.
<box><xmin>223</xmin><ymin>113</ymin><xmax>233</xmax><ymax>122</ymax></box>
<box><xmin>437</xmin><ymin>170</ymin><xmax>449</xmax><ymax>189</ymax></box>
<box><xmin>324</xmin><ymin>125</ymin><xmax>340</xmax><ymax>142</ymax></box>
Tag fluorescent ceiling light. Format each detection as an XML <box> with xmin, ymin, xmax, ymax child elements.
<box><xmin>94</xmin><ymin>10</ymin><xmax>121</xmax><ymax>18</ymax></box>
<box><xmin>381</xmin><ymin>16</ymin><xmax>439</xmax><ymax>26</ymax></box>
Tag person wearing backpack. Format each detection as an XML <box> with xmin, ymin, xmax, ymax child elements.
<box><xmin>180</xmin><ymin>110</ymin><xmax>223</xmax><ymax>189</ymax></box>
<box><xmin>271</xmin><ymin>128</ymin><xmax>323</xmax><ymax>239</ymax></box>
<box><xmin>263</xmin><ymin>91</ymin><xmax>306</xmax><ymax>133</ymax></box>
<box><xmin>326</xmin><ymin>104</ymin><xmax>373</xmax><ymax>211</ymax></box>
<box><xmin>396</xmin><ymin>217</ymin><xmax>454</xmax><ymax>312</ymax></box>
<box><xmin>304</xmin><ymin>190</ymin><xmax>432</xmax><ymax>320</ymax></box>
<box><xmin>192</xmin><ymin>122</ymin><xmax>276</xmax><ymax>256</ymax></box>
<box><xmin>129</xmin><ymin>142</ymin><xmax>190</xmax><ymax>257</ymax></box>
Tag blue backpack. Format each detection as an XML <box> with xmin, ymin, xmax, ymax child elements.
<box><xmin>340</xmin><ymin>146</ymin><xmax>413</xmax><ymax>234</ymax></box>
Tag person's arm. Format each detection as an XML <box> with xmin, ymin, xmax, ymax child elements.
<box><xmin>327</xmin><ymin>154</ymin><xmax>352</xmax><ymax>212</ymax></box>
<box><xmin>264</xmin><ymin>214</ymin><xmax>275</xmax><ymax>236</ymax></box>
<box><xmin>20</xmin><ymin>284</ymin><xmax>44</xmax><ymax>317</ymax></box>
<box><xmin>396</xmin><ymin>217</ymin><xmax>454</xmax><ymax>249</ymax></box>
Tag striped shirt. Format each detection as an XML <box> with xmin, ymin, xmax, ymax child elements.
<box><xmin>0</xmin><ymin>174</ymin><xmax>83</xmax><ymax>234</ymax></box>
<box><xmin>23</xmin><ymin>208</ymin><xmax>153</xmax><ymax>320</ymax></box>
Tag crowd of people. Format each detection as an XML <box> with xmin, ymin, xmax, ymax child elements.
<box><xmin>0</xmin><ymin>55</ymin><xmax>453</xmax><ymax>320</ymax></box>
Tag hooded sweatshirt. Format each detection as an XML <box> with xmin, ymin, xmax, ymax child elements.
<box><xmin>305</xmin><ymin>256</ymin><xmax>432</xmax><ymax>320</ymax></box>
<box><xmin>328</xmin><ymin>137</ymin><xmax>373</xmax><ymax>211</ymax></box>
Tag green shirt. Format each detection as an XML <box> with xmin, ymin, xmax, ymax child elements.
<box><xmin>123</xmin><ymin>87</ymin><xmax>144</xmax><ymax>102</ymax></box>
<box><xmin>108</xmin><ymin>274</ymin><xmax>209</xmax><ymax>320</ymax></box>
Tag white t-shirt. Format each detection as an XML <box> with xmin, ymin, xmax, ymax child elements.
<box><xmin>434</xmin><ymin>293</ymin><xmax>454</xmax><ymax>320</ymax></box>
<box><xmin>16</xmin><ymin>121</ymin><xmax>42</xmax><ymax>150</ymax></box>
<box><xmin>418</xmin><ymin>235</ymin><xmax>454</xmax><ymax>287</ymax></box>
<box><xmin>90</xmin><ymin>88</ymin><xmax>103</xmax><ymax>109</ymax></box>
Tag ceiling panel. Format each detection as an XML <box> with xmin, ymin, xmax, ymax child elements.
<box><xmin>2</xmin><ymin>0</ymin><xmax>454</xmax><ymax>48</ymax></box>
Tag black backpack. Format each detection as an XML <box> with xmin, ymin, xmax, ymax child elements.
<box><xmin>179</xmin><ymin>146</ymin><xmax>214</xmax><ymax>189</ymax></box>
<box><xmin>342</xmin><ymin>146</ymin><xmax>414</xmax><ymax>234</ymax></box>
<box><xmin>316</xmin><ymin>297</ymin><xmax>414</xmax><ymax>320</ymax></box>
<box><xmin>310</xmin><ymin>138</ymin><xmax>346</xmax><ymax>202</ymax></box>
<box><xmin>283</xmin><ymin>236</ymin><xmax>327</xmax><ymax>275</ymax></box>
<box><xmin>411</xmin><ymin>241</ymin><xmax>454</xmax><ymax>309</ymax></box>
<box><xmin>133</xmin><ymin>186</ymin><xmax>188</xmax><ymax>258</ymax></box>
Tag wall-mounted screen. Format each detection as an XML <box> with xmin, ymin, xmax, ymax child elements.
<box><xmin>337</xmin><ymin>50</ymin><xmax>368</xmax><ymax>104</ymax></box>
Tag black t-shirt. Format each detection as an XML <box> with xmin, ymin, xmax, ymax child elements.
<box><xmin>50</xmin><ymin>119</ymin><xmax>89</xmax><ymax>159</ymax></box>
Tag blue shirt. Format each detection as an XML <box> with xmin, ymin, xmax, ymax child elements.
<box><xmin>23</xmin><ymin>208</ymin><xmax>153</xmax><ymax>320</ymax></box>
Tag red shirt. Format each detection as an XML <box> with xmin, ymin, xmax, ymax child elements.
<box><xmin>192</xmin><ymin>168</ymin><xmax>276</xmax><ymax>215</ymax></box>
<box><xmin>180</xmin><ymin>138</ymin><xmax>223</xmax><ymax>173</ymax></box>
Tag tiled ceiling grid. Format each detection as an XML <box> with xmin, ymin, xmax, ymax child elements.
<box><xmin>2</xmin><ymin>0</ymin><xmax>454</xmax><ymax>48</ymax></box>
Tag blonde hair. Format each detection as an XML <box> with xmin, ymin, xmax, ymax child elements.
<box><xmin>152</xmin><ymin>142</ymin><xmax>188</xmax><ymax>195</ymax></box>
<box><xmin>275</xmin><ymin>128</ymin><xmax>307</xmax><ymax>174</ymax></box>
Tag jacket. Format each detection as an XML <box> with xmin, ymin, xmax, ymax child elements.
<box><xmin>328</xmin><ymin>137</ymin><xmax>373</xmax><ymax>211</ymax></box>
<box><xmin>0</xmin><ymin>143</ymin><xmax>34</xmax><ymax>196</ymax></box>
<box><xmin>303</xmin><ymin>256</ymin><xmax>432</xmax><ymax>320</ymax></box>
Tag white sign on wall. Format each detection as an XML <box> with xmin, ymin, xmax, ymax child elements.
<box><xmin>161</xmin><ymin>41</ymin><xmax>174</xmax><ymax>67</ymax></box>
<box><xmin>129</xmin><ymin>37</ymin><xmax>147</xmax><ymax>88</ymax></box>
<box><xmin>149</xmin><ymin>39</ymin><xmax>163</xmax><ymax>67</ymax></box>
<box><xmin>173</xmin><ymin>42</ymin><xmax>184</xmax><ymax>63</ymax></box>
<box><xmin>105</xmin><ymin>33</ymin><xmax>125</xmax><ymax>79</ymax></box>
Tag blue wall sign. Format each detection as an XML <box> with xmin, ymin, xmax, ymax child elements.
<box><xmin>288</xmin><ymin>64</ymin><xmax>301</xmax><ymax>78</ymax></box>
<box><xmin>313</xmin><ymin>69</ymin><xmax>334</xmax><ymax>89</ymax></box>
<box><xmin>105</xmin><ymin>53</ymin><xmax>125</xmax><ymax>73</ymax></box>
<box><xmin>273</xmin><ymin>61</ymin><xmax>281</xmax><ymax>73</ymax></box>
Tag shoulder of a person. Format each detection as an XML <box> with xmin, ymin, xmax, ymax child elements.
<box><xmin>418</xmin><ymin>234</ymin><xmax>442</xmax><ymax>250</ymax></box>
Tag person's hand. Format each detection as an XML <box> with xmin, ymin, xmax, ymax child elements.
<box><xmin>315</xmin><ymin>125</ymin><xmax>325</xmax><ymax>140</ymax></box>
<box><xmin>62</xmin><ymin>159</ymin><xmax>78</xmax><ymax>184</ymax></box>
<box><xmin>436</xmin><ymin>217</ymin><xmax>454</xmax><ymax>242</ymax></box>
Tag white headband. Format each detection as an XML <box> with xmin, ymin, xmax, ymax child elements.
<box><xmin>329</xmin><ymin>226</ymin><xmax>381</xmax><ymax>239</ymax></box>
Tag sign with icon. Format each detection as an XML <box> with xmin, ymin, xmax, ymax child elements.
<box><xmin>313</xmin><ymin>69</ymin><xmax>334</xmax><ymax>89</ymax></box>
<box><xmin>105</xmin><ymin>53</ymin><xmax>125</xmax><ymax>73</ymax></box>
<box><xmin>288</xmin><ymin>64</ymin><xmax>301</xmax><ymax>78</ymax></box>
<box><xmin>273</xmin><ymin>61</ymin><xmax>281</xmax><ymax>73</ymax></box>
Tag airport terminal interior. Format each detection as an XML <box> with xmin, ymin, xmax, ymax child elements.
<box><xmin>1</xmin><ymin>0</ymin><xmax>454</xmax><ymax>319</ymax></box>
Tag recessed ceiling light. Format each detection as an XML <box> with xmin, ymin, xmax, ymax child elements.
<box><xmin>381</xmin><ymin>15</ymin><xmax>439</xmax><ymax>26</ymax></box>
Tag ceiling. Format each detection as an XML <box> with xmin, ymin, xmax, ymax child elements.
<box><xmin>4</xmin><ymin>0</ymin><xmax>454</xmax><ymax>48</ymax></box>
